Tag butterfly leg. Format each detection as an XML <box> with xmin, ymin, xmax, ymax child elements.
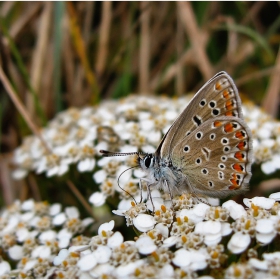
<box><xmin>164</xmin><ymin>180</ymin><xmax>174</xmax><ymax>211</ymax></box>
<box><xmin>138</xmin><ymin>178</ymin><xmax>156</xmax><ymax>212</ymax></box>
<box><xmin>139</xmin><ymin>178</ymin><xmax>144</xmax><ymax>203</ymax></box>
<box><xmin>147</xmin><ymin>183</ymin><xmax>155</xmax><ymax>213</ymax></box>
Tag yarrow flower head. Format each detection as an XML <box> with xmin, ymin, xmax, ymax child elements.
<box><xmin>7</xmin><ymin>95</ymin><xmax>280</xmax><ymax>278</ymax></box>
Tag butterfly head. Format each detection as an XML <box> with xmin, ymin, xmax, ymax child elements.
<box><xmin>138</xmin><ymin>153</ymin><xmax>155</xmax><ymax>170</ymax></box>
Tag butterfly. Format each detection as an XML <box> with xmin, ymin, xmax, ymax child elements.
<box><xmin>100</xmin><ymin>72</ymin><xmax>253</xmax><ymax>203</ymax></box>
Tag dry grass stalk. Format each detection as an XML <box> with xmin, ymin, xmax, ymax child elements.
<box><xmin>139</xmin><ymin>1</ymin><xmax>150</xmax><ymax>93</ymax></box>
<box><xmin>10</xmin><ymin>2</ymin><xmax>42</xmax><ymax>39</ymax></box>
<box><xmin>67</xmin><ymin>180</ymin><xmax>97</xmax><ymax>220</ymax></box>
<box><xmin>176</xmin><ymin>4</ymin><xmax>185</xmax><ymax>96</ymax></box>
<box><xmin>27</xmin><ymin>2</ymin><xmax>52</xmax><ymax>119</ymax></box>
<box><xmin>262</xmin><ymin>47</ymin><xmax>280</xmax><ymax>117</ymax></box>
<box><xmin>96</xmin><ymin>1</ymin><xmax>112</xmax><ymax>77</ymax></box>
<box><xmin>0</xmin><ymin>65</ymin><xmax>52</xmax><ymax>154</ymax></box>
<box><xmin>177</xmin><ymin>2</ymin><xmax>213</xmax><ymax>81</ymax></box>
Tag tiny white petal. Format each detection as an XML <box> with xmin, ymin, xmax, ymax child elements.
<box><xmin>24</xmin><ymin>260</ymin><xmax>38</xmax><ymax>271</ymax></box>
<box><xmin>49</xmin><ymin>203</ymin><xmax>62</xmax><ymax>216</ymax></box>
<box><xmin>89</xmin><ymin>192</ymin><xmax>106</xmax><ymax>207</ymax></box>
<box><xmin>53</xmin><ymin>213</ymin><xmax>67</xmax><ymax>226</ymax></box>
<box><xmin>78</xmin><ymin>253</ymin><xmax>97</xmax><ymax>271</ymax></box>
<box><xmin>135</xmin><ymin>236</ymin><xmax>157</xmax><ymax>254</ymax></box>
<box><xmin>243</xmin><ymin>197</ymin><xmax>275</xmax><ymax>210</ymax></box>
<box><xmin>21</xmin><ymin>199</ymin><xmax>35</xmax><ymax>211</ymax></box>
<box><xmin>256</xmin><ymin>232</ymin><xmax>276</xmax><ymax>244</ymax></box>
<box><xmin>112</xmin><ymin>209</ymin><xmax>126</xmax><ymax>216</ymax></box>
<box><xmin>98</xmin><ymin>220</ymin><xmax>115</xmax><ymax>235</ymax></box>
<box><xmin>16</xmin><ymin>228</ymin><xmax>30</xmax><ymax>242</ymax></box>
<box><xmin>0</xmin><ymin>261</ymin><xmax>11</xmax><ymax>276</ymax></box>
<box><xmin>158</xmin><ymin>264</ymin><xmax>174</xmax><ymax>278</ymax></box>
<box><xmin>65</xmin><ymin>206</ymin><xmax>80</xmax><ymax>218</ymax></box>
<box><xmin>47</xmin><ymin>166</ymin><xmax>59</xmax><ymax>177</ymax></box>
<box><xmin>162</xmin><ymin>236</ymin><xmax>179</xmax><ymax>248</ymax></box>
<box><xmin>53</xmin><ymin>249</ymin><xmax>69</xmax><ymax>266</ymax></box>
<box><xmin>12</xmin><ymin>169</ymin><xmax>28</xmax><ymax>179</ymax></box>
<box><xmin>256</xmin><ymin>219</ymin><xmax>275</xmax><ymax>234</ymax></box>
<box><xmin>133</xmin><ymin>214</ymin><xmax>156</xmax><ymax>232</ymax></box>
<box><xmin>93</xmin><ymin>169</ymin><xmax>107</xmax><ymax>184</ymax></box>
<box><xmin>107</xmin><ymin>231</ymin><xmax>124</xmax><ymax>248</ymax></box>
<box><xmin>155</xmin><ymin>223</ymin><xmax>169</xmax><ymax>238</ymax></box>
<box><xmin>195</xmin><ymin>221</ymin><xmax>221</xmax><ymax>235</ymax></box>
<box><xmin>192</xmin><ymin>203</ymin><xmax>210</xmax><ymax>220</ymax></box>
<box><xmin>90</xmin><ymin>263</ymin><xmax>115</xmax><ymax>278</ymax></box>
<box><xmin>269</xmin><ymin>192</ymin><xmax>280</xmax><ymax>200</ymax></box>
<box><xmin>8</xmin><ymin>245</ymin><xmax>23</xmax><ymax>260</ymax></box>
<box><xmin>82</xmin><ymin>217</ymin><xmax>94</xmax><ymax>227</ymax></box>
<box><xmin>93</xmin><ymin>245</ymin><xmax>111</xmax><ymax>263</ymax></box>
<box><xmin>221</xmin><ymin>222</ymin><xmax>232</xmax><ymax>236</ymax></box>
<box><xmin>20</xmin><ymin>211</ymin><xmax>35</xmax><ymax>222</ymax></box>
<box><xmin>39</xmin><ymin>230</ymin><xmax>57</xmax><ymax>243</ymax></box>
<box><xmin>204</xmin><ymin>233</ymin><xmax>222</xmax><ymax>246</ymax></box>
<box><xmin>263</xmin><ymin>251</ymin><xmax>280</xmax><ymax>260</ymax></box>
<box><xmin>248</xmin><ymin>258</ymin><xmax>268</xmax><ymax>270</ymax></box>
<box><xmin>227</xmin><ymin>232</ymin><xmax>250</xmax><ymax>254</ymax></box>
<box><xmin>32</xmin><ymin>245</ymin><xmax>51</xmax><ymax>259</ymax></box>
<box><xmin>222</xmin><ymin>200</ymin><xmax>246</xmax><ymax>220</ymax></box>
<box><xmin>77</xmin><ymin>158</ymin><xmax>95</xmax><ymax>172</ymax></box>
<box><xmin>261</xmin><ymin>161</ymin><xmax>276</xmax><ymax>174</ymax></box>
<box><xmin>146</xmin><ymin>197</ymin><xmax>164</xmax><ymax>211</ymax></box>
<box><xmin>173</xmin><ymin>248</ymin><xmax>191</xmax><ymax>267</ymax></box>
<box><xmin>57</xmin><ymin>228</ymin><xmax>72</xmax><ymax>248</ymax></box>
<box><xmin>115</xmin><ymin>260</ymin><xmax>145</xmax><ymax>278</ymax></box>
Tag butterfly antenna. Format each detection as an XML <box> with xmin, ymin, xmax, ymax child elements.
<box><xmin>117</xmin><ymin>165</ymin><xmax>139</xmax><ymax>203</ymax></box>
<box><xmin>100</xmin><ymin>150</ymin><xmax>144</xmax><ymax>157</ymax></box>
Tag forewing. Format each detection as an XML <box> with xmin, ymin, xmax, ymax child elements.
<box><xmin>156</xmin><ymin>72</ymin><xmax>244</xmax><ymax>159</ymax></box>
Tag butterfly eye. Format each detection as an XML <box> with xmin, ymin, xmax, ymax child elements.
<box><xmin>144</xmin><ymin>156</ymin><xmax>153</xmax><ymax>168</ymax></box>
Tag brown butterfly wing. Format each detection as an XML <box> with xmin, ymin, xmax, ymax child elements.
<box><xmin>171</xmin><ymin>117</ymin><xmax>253</xmax><ymax>198</ymax></box>
<box><xmin>155</xmin><ymin>72</ymin><xmax>244</xmax><ymax>160</ymax></box>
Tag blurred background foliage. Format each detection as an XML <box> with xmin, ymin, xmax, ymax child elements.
<box><xmin>1</xmin><ymin>1</ymin><xmax>280</xmax><ymax>216</ymax></box>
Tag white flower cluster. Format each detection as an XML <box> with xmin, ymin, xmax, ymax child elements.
<box><xmin>12</xmin><ymin>95</ymin><xmax>280</xmax><ymax>209</ymax></box>
<box><xmin>0</xmin><ymin>199</ymin><xmax>93</xmax><ymax>278</ymax></box>
<box><xmin>1</xmin><ymin>194</ymin><xmax>280</xmax><ymax>278</ymax></box>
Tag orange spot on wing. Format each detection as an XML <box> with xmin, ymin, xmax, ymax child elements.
<box><xmin>214</xmin><ymin>121</ymin><xmax>222</xmax><ymax>127</ymax></box>
<box><xmin>225</xmin><ymin>111</ymin><xmax>233</xmax><ymax>116</ymax></box>
<box><xmin>223</xmin><ymin>90</ymin><xmax>230</xmax><ymax>99</ymax></box>
<box><xmin>235</xmin><ymin>131</ymin><xmax>244</xmax><ymax>139</ymax></box>
<box><xmin>224</xmin><ymin>123</ymin><xmax>234</xmax><ymax>133</ymax></box>
<box><xmin>230</xmin><ymin>178</ymin><xmax>239</xmax><ymax>186</ymax></box>
<box><xmin>215</xmin><ymin>82</ymin><xmax>221</xmax><ymax>90</ymax></box>
<box><xmin>226</xmin><ymin>100</ymin><xmax>234</xmax><ymax>111</ymax></box>
<box><xmin>234</xmin><ymin>151</ymin><xmax>244</xmax><ymax>161</ymax></box>
<box><xmin>237</xmin><ymin>141</ymin><xmax>247</xmax><ymax>150</ymax></box>
<box><xmin>233</xmin><ymin>163</ymin><xmax>244</xmax><ymax>172</ymax></box>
